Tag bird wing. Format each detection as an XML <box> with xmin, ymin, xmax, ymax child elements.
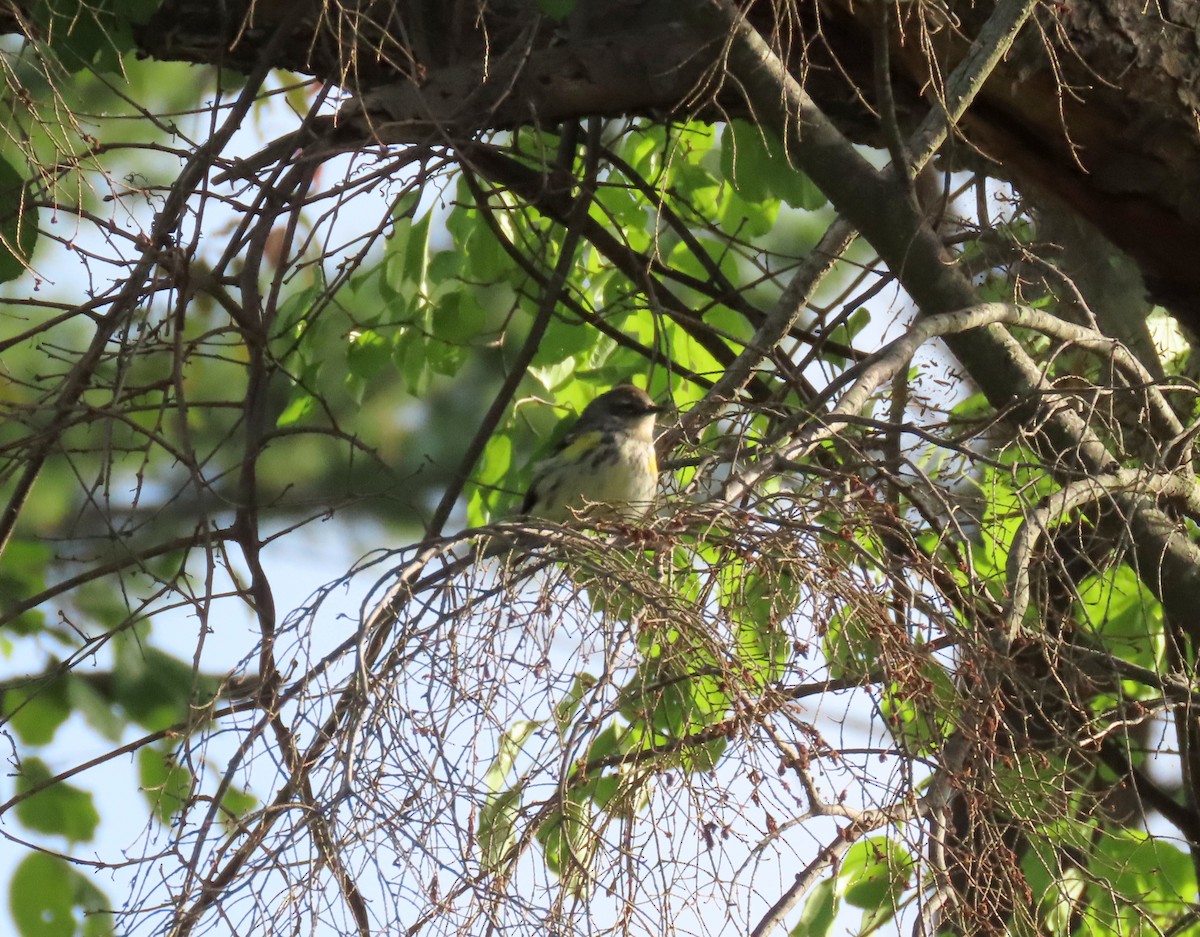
<box><xmin>551</xmin><ymin>429</ymin><xmax>603</xmax><ymax>461</ymax></box>
<box><xmin>519</xmin><ymin>429</ymin><xmax>603</xmax><ymax>515</ymax></box>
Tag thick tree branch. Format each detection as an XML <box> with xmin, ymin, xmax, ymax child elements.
<box><xmin>688</xmin><ymin>0</ymin><xmax>1200</xmax><ymax>633</ymax></box>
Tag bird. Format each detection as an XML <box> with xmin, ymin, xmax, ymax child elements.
<box><xmin>520</xmin><ymin>384</ymin><xmax>664</xmax><ymax>522</ymax></box>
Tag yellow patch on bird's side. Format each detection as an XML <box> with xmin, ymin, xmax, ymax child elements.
<box><xmin>646</xmin><ymin>453</ymin><xmax>657</xmax><ymax>475</ymax></box>
<box><xmin>556</xmin><ymin>431</ymin><xmax>603</xmax><ymax>461</ymax></box>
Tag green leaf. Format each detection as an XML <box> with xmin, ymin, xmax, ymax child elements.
<box><xmin>687</xmin><ymin>672</ymin><xmax>729</xmax><ymax>722</ymax></box>
<box><xmin>15</xmin><ymin>758</ymin><xmax>100</xmax><ymax>842</ymax></box>
<box><xmin>666</xmin><ymin>237</ymin><xmax>740</xmax><ymax>299</ymax></box>
<box><xmin>729</xmin><ymin>568</ymin><xmax>797</xmax><ymax>685</ymax></box>
<box><xmin>593</xmin><ymin>183</ymin><xmax>651</xmax><ymax>252</ymax></box>
<box><xmin>67</xmin><ymin>677</ymin><xmax>124</xmax><ymax>742</ymax></box>
<box><xmin>82</xmin><ymin>905</ymin><xmax>115</xmax><ymax>937</ymax></box>
<box><xmin>879</xmin><ymin>664</ymin><xmax>955</xmax><ymax>755</ymax></box>
<box><xmin>535</xmin><ymin>795</ymin><xmax>598</xmax><ymax>891</ymax></box>
<box><xmin>619</xmin><ymin>664</ymin><xmax>729</xmax><ymax>746</ymax></box>
<box><xmin>720</xmin><ymin>119</ymin><xmax>826</xmax><ymax>210</ymax></box>
<box><xmin>584</xmin><ymin>723</ymin><xmax>622</xmax><ymax>764</ymax></box>
<box><xmin>1025</xmin><ymin>825</ymin><xmax>1196</xmax><ymax>936</ymax></box>
<box><xmin>679</xmin><ymin>736</ymin><xmax>726</xmax><ymax>773</ymax></box>
<box><xmin>427</xmin><ymin>249</ymin><xmax>461</xmax><ymax>286</ymax></box>
<box><xmin>668</xmin><ymin>133</ymin><xmax>721</xmax><ymax>218</ymax></box>
<box><xmin>466</xmin><ymin>432</ymin><xmax>512</xmax><ymax>525</ymax></box>
<box><xmin>721</xmin><ymin>121</ymin><xmax>769</xmax><ymax>204</ymax></box>
<box><xmin>531</xmin><ymin>312</ymin><xmax>601</xmax><ymax>366</ymax></box>
<box><xmin>423</xmin><ymin>331</ymin><xmax>468</xmax><ymax>376</ymax></box>
<box><xmin>971</xmin><ymin>448</ymin><xmax>1064</xmax><ymax>608</ymax></box>
<box><xmin>137</xmin><ymin>747</ymin><xmax>192</xmax><ymax>824</ymax></box>
<box><xmin>528</xmin><ymin>359</ymin><xmax>578</xmax><ymax>398</ymax></box>
<box><xmin>582</xmin><ymin>565</ymin><xmax>648</xmax><ymax>623</ymax></box>
<box><xmin>535</xmin><ymin>806</ymin><xmax>569</xmax><ymax>876</ymax></box>
<box><xmin>391</xmin><ymin>188</ymin><xmax>422</xmax><ymax>222</ymax></box>
<box><xmin>581</xmin><ymin>773</ymin><xmax>622</xmax><ymax>812</ymax></box>
<box><xmin>219</xmin><ymin>787</ymin><xmax>258</xmax><ymax>829</ymax></box>
<box><xmin>4</xmin><ymin>677</ymin><xmax>70</xmax><ymax>745</ymax></box>
<box><xmin>622</xmin><ymin>124</ymin><xmax>665</xmax><ymax>180</ymax></box>
<box><xmin>404</xmin><ymin>211</ymin><xmax>432</xmax><ymax>293</ymax></box>
<box><xmin>791</xmin><ymin>877</ymin><xmax>837</xmax><ymax>937</ymax></box>
<box><xmin>822</xmin><ymin>307</ymin><xmax>871</xmax><ymax>367</ymax></box>
<box><xmin>462</xmin><ymin>214</ymin><xmax>512</xmax><ymax>282</ymax></box>
<box><xmin>396</xmin><ymin>330</ymin><xmax>431</xmax><ymax>394</ymax></box>
<box><xmin>276</xmin><ymin>387</ymin><xmax>317</xmax><ymax>428</ymax></box>
<box><xmin>480</xmin><ymin>432</ymin><xmax>513</xmax><ymax>495</ymax></box>
<box><xmin>10</xmin><ymin>853</ymin><xmax>73</xmax><ymax>937</ymax></box>
<box><xmin>992</xmin><ymin>752</ymin><xmax>1073</xmax><ymax>824</ymax></box>
<box><xmin>719</xmin><ymin>188</ymin><xmax>779</xmax><ymax>239</ymax></box>
<box><xmin>30</xmin><ymin>0</ymin><xmax>154</xmax><ymax>72</ymax></box>
<box><xmin>536</xmin><ymin>0</ymin><xmax>575</xmax><ymax>20</ymax></box>
<box><xmin>9</xmin><ymin>853</ymin><xmax>112</xmax><ymax>937</ymax></box>
<box><xmin>1074</xmin><ymin>564</ymin><xmax>1162</xmax><ymax>672</ymax></box>
<box><xmin>822</xmin><ymin>606</ymin><xmax>880</xmax><ymax>682</ymax></box>
<box><xmin>483</xmin><ymin>720</ymin><xmax>538</xmax><ymax>792</ymax></box>
<box><xmin>0</xmin><ymin>538</ymin><xmax>50</xmax><ymax>634</ymax></box>
<box><xmin>837</xmin><ymin>837</ymin><xmax>911</xmax><ymax>928</ymax></box>
<box><xmin>1092</xmin><ymin>827</ymin><xmax>1195</xmax><ymax>907</ymax></box>
<box><xmin>553</xmin><ymin>673</ymin><xmax>597</xmax><ymax>737</ymax></box>
<box><xmin>0</xmin><ymin>155</ymin><xmax>39</xmax><ymax>284</ymax></box>
<box><xmin>427</xmin><ymin>291</ymin><xmax>486</xmax><ymax>345</ymax></box>
<box><xmin>478</xmin><ymin>784</ymin><xmax>523</xmax><ymax>872</ymax></box>
<box><xmin>345</xmin><ymin>329</ymin><xmax>393</xmax><ymax>381</ymax></box>
<box><xmin>951</xmin><ymin>391</ymin><xmax>991</xmax><ymax>420</ymax></box>
<box><xmin>111</xmin><ymin>641</ymin><xmax>196</xmax><ymax>732</ymax></box>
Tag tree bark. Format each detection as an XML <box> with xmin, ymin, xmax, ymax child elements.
<box><xmin>0</xmin><ymin>1</ymin><xmax>1158</xmax><ymax>330</ymax></box>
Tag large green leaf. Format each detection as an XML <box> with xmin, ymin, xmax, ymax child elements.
<box><xmin>137</xmin><ymin>746</ymin><xmax>192</xmax><ymax>824</ymax></box>
<box><xmin>11</xmin><ymin>853</ymin><xmax>73</xmax><ymax>937</ymax></box>
<box><xmin>111</xmin><ymin>638</ymin><xmax>200</xmax><ymax>732</ymax></box>
<box><xmin>0</xmin><ymin>155</ymin><xmax>38</xmax><ymax>284</ymax></box>
<box><xmin>720</xmin><ymin>119</ymin><xmax>827</xmax><ymax>210</ymax></box>
<box><xmin>14</xmin><ymin>758</ymin><xmax>100</xmax><ymax>843</ymax></box>
<box><xmin>30</xmin><ymin>0</ymin><xmax>156</xmax><ymax>73</ymax></box>
<box><xmin>837</xmin><ymin>836</ymin><xmax>912</xmax><ymax>930</ymax></box>
<box><xmin>478</xmin><ymin>784</ymin><xmax>523</xmax><ymax>873</ymax></box>
<box><xmin>9</xmin><ymin>853</ymin><xmax>113</xmax><ymax>937</ymax></box>
<box><xmin>4</xmin><ymin>678</ymin><xmax>70</xmax><ymax>746</ymax></box>
<box><xmin>0</xmin><ymin>539</ymin><xmax>50</xmax><ymax>635</ymax></box>
<box><xmin>791</xmin><ymin>877</ymin><xmax>837</xmax><ymax>937</ymax></box>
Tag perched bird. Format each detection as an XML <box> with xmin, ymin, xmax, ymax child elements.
<box><xmin>520</xmin><ymin>384</ymin><xmax>664</xmax><ymax>522</ymax></box>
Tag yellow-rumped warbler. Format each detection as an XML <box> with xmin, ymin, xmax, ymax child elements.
<box><xmin>520</xmin><ymin>384</ymin><xmax>664</xmax><ymax>522</ymax></box>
